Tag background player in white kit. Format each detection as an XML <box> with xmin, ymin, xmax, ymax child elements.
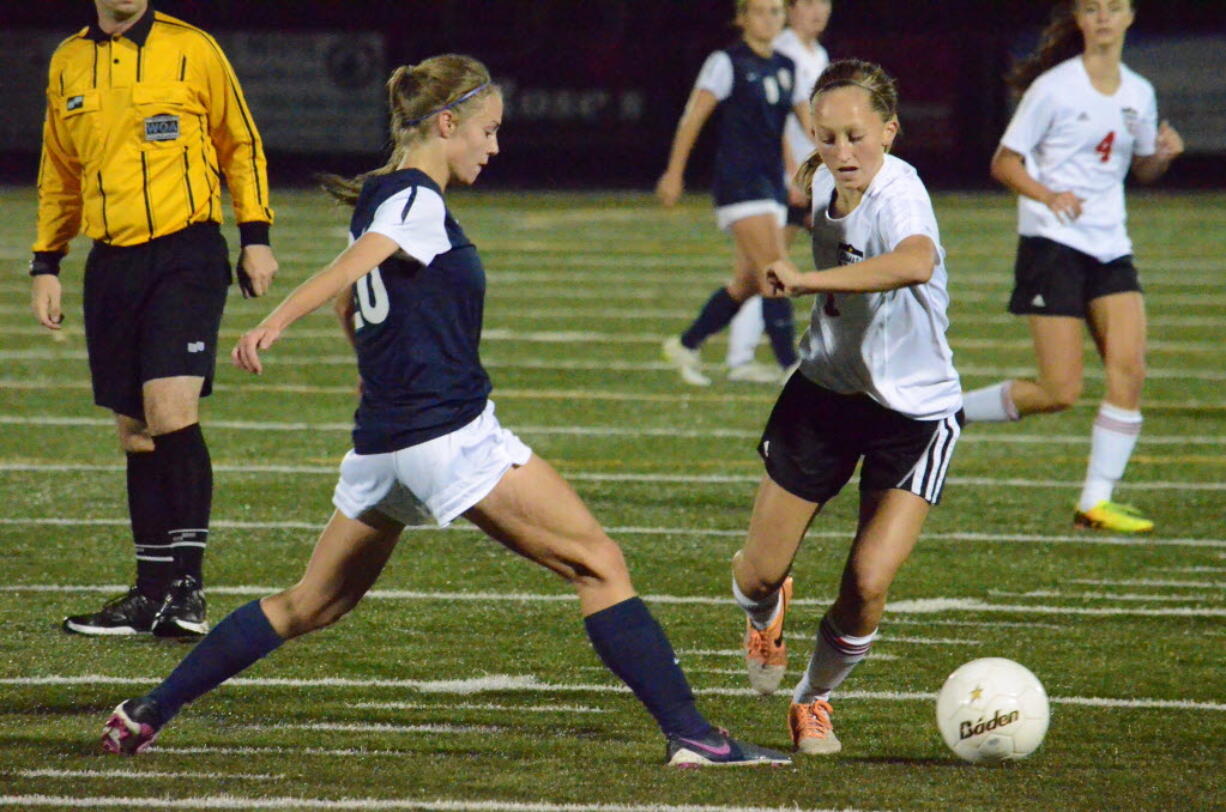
<box><xmin>727</xmin><ymin>0</ymin><xmax>832</xmax><ymax>382</ymax></box>
<box><xmin>961</xmin><ymin>0</ymin><xmax>1183</xmax><ymax>533</ymax></box>
<box><xmin>728</xmin><ymin>60</ymin><xmax>963</xmax><ymax>754</ymax></box>
<box><xmin>657</xmin><ymin>0</ymin><xmax>808</xmax><ymax>386</ymax></box>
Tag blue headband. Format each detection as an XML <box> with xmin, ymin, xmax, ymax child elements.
<box><xmin>405</xmin><ymin>82</ymin><xmax>492</xmax><ymax>127</ymax></box>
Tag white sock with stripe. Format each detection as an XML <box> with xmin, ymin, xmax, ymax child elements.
<box><xmin>732</xmin><ymin>575</ymin><xmax>782</xmax><ymax>631</ymax></box>
<box><xmin>1078</xmin><ymin>403</ymin><xmax>1143</xmax><ymax>512</ymax></box>
<box><xmin>961</xmin><ymin>381</ymin><xmax>1020</xmax><ymax>423</ymax></box>
<box><xmin>792</xmin><ymin>614</ymin><xmax>876</xmax><ymax>704</ymax></box>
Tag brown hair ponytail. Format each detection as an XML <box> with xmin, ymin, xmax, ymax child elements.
<box><xmin>1006</xmin><ymin>2</ymin><xmax>1084</xmax><ymax>94</ymax></box>
<box><xmin>319</xmin><ymin>54</ymin><xmax>495</xmax><ymax>206</ymax></box>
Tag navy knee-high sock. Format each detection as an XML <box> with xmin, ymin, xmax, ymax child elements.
<box><xmin>152</xmin><ymin>424</ymin><xmax>212</xmax><ymax>583</ymax></box>
<box><xmin>761</xmin><ymin>297</ymin><xmax>798</xmax><ymax>366</ymax></box>
<box><xmin>143</xmin><ymin>599</ymin><xmax>283</xmax><ymax>726</ymax></box>
<box><xmin>584</xmin><ymin>597</ymin><xmax>712</xmax><ymax>739</ymax></box>
<box><xmin>680</xmin><ymin>288</ymin><xmax>741</xmax><ymax>350</ymax></box>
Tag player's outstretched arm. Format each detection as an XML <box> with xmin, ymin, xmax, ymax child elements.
<box><xmin>775</xmin><ymin>235</ymin><xmax>937</xmax><ymax>297</ymax></box>
<box><xmin>232</xmin><ymin>233</ymin><xmax>398</xmax><ymax>374</ymax></box>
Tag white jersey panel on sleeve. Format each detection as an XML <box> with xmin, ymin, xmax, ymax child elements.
<box><xmin>1001</xmin><ymin>58</ymin><xmax>1159</xmax><ymax>263</ymax></box>
<box><xmin>694</xmin><ymin>51</ymin><xmax>734</xmax><ymax>102</ymax></box>
<box><xmin>799</xmin><ymin>156</ymin><xmax>961</xmax><ymax>420</ymax></box>
<box><xmin>366</xmin><ymin>185</ymin><xmax>451</xmax><ymax>267</ymax></box>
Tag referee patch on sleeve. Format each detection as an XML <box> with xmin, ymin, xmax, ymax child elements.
<box><xmin>67</xmin><ymin>95</ymin><xmax>85</xmax><ymax>112</ymax></box>
<box><xmin>144</xmin><ymin>114</ymin><xmax>180</xmax><ymax>142</ymax></box>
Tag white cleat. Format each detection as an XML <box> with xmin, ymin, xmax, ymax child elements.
<box><xmin>662</xmin><ymin>337</ymin><xmax>711</xmax><ymax>386</ymax></box>
<box><xmin>727</xmin><ymin>361</ymin><xmax>783</xmax><ymax>384</ymax></box>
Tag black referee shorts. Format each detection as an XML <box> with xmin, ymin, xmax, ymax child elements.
<box><xmin>758</xmin><ymin>372</ymin><xmax>963</xmax><ymax>505</ymax></box>
<box><xmin>83</xmin><ymin>223</ymin><xmax>230</xmax><ymax>421</ymax></box>
<box><xmin>1008</xmin><ymin>236</ymin><xmax>1142</xmax><ymax>317</ymax></box>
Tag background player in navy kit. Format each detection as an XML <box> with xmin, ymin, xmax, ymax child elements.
<box><xmin>731</xmin><ymin>60</ymin><xmax>963</xmax><ymax>755</ymax></box>
<box><xmin>101</xmin><ymin>54</ymin><xmax>789</xmax><ymax>769</ymax></box>
<box><xmin>726</xmin><ymin>0</ymin><xmax>832</xmax><ymax>382</ymax></box>
<box><xmin>961</xmin><ymin>0</ymin><xmax>1183</xmax><ymax>533</ymax></box>
<box><xmin>657</xmin><ymin>0</ymin><xmax>808</xmax><ymax>386</ymax></box>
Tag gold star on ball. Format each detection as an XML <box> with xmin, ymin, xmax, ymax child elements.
<box><xmin>970</xmin><ymin>686</ymin><xmax>984</xmax><ymax>701</ymax></box>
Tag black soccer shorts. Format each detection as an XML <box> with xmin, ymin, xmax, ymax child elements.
<box><xmin>1007</xmin><ymin>236</ymin><xmax>1143</xmax><ymax>317</ymax></box>
<box><xmin>83</xmin><ymin>223</ymin><xmax>230</xmax><ymax>420</ymax></box>
<box><xmin>758</xmin><ymin>372</ymin><xmax>963</xmax><ymax>505</ymax></box>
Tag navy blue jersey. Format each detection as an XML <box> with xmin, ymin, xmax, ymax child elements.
<box><xmin>694</xmin><ymin>42</ymin><xmax>801</xmax><ymax>207</ymax></box>
<box><xmin>346</xmin><ymin>169</ymin><xmax>492</xmax><ymax>454</ymax></box>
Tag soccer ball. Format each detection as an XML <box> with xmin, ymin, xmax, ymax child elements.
<box><xmin>935</xmin><ymin>657</ymin><xmax>1049</xmax><ymax>764</ymax></box>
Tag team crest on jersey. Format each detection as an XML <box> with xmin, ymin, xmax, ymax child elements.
<box><xmin>1121</xmin><ymin>107</ymin><xmax>1139</xmax><ymax>136</ymax></box>
<box><xmin>838</xmin><ymin>242</ymin><xmax>865</xmax><ymax>266</ymax></box>
<box><xmin>144</xmin><ymin>114</ymin><xmax>180</xmax><ymax>142</ymax></box>
<box><xmin>66</xmin><ymin>95</ymin><xmax>85</xmax><ymax>112</ymax></box>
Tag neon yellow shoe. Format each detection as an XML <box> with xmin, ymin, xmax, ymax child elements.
<box><xmin>1074</xmin><ymin>501</ymin><xmax>1154</xmax><ymax>533</ymax></box>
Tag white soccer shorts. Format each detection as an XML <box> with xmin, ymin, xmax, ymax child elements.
<box><xmin>332</xmin><ymin>400</ymin><xmax>533</xmax><ymax>527</ymax></box>
<box><xmin>716</xmin><ymin>200</ymin><xmax>787</xmax><ymax>232</ymax></box>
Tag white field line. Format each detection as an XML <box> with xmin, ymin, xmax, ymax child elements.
<box><xmin>0</xmin><ymin>796</ymin><xmax>865</xmax><ymax>812</ymax></box>
<box><xmin>2</xmin><ymin>518</ymin><xmax>1224</xmax><ymax>550</ymax></box>
<box><xmin>3</xmin><ymin>462</ymin><xmax>1224</xmax><ymax>492</ymax></box>
<box><xmin>990</xmin><ymin>590</ymin><xmax>1219</xmax><ymax>603</ymax></box>
<box><xmin>884</xmin><ymin>617</ymin><xmax>1061</xmax><ymax>629</ymax></box>
<box><xmin>242</xmin><ymin>722</ymin><xmax>499</xmax><ymax>734</ymax></box>
<box><xmin>2</xmin><ymin>378</ymin><xmax>1224</xmax><ymax>412</ymax></box>
<box><xmin>2</xmin><ymin>674</ymin><xmax>1223</xmax><ymax>713</ymax></box>
<box><xmin>5</xmin><ymin>346</ymin><xmax>1226</xmax><ymax>381</ymax></box>
<box><xmin>0</xmin><ymin>322</ymin><xmax>1221</xmax><ymax>352</ymax></box>
<box><xmin>10</xmin><ymin>769</ymin><xmax>280</xmax><ymax>780</ymax></box>
<box><xmin>350</xmin><ymin>702</ymin><xmax>609</xmax><ymax>714</ymax></box>
<box><xmin>2</xmin><ymin>414</ymin><xmax>1225</xmax><ymax>447</ymax></box>
<box><xmin>1158</xmin><ymin>567</ymin><xmax>1226</xmax><ymax>573</ymax></box>
<box><xmin>1068</xmin><ymin>578</ymin><xmax>1224</xmax><ymax>589</ymax></box>
<box><xmin>1</xmin><ymin>584</ymin><xmax>1224</xmax><ymax>618</ymax></box>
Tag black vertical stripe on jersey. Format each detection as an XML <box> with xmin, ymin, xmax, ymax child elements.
<box><xmin>91</xmin><ymin>43</ymin><xmax>98</xmax><ymax>87</ymax></box>
<box><xmin>58</xmin><ymin>71</ymin><xmax>64</xmax><ymax>94</ymax></box>
<box><xmin>179</xmin><ymin>55</ymin><xmax>187</xmax><ymax>81</ymax></box>
<box><xmin>136</xmin><ymin>47</ymin><xmax>143</xmax><ymax>82</ymax></box>
<box><xmin>198</xmin><ymin>115</ymin><xmax>215</xmax><ymax>221</ymax></box>
<box><xmin>139</xmin><ymin>153</ymin><xmax>154</xmax><ymax>239</ymax></box>
<box><xmin>182</xmin><ymin>147</ymin><xmax>196</xmax><ymax>214</ymax></box>
<box><xmin>97</xmin><ymin>171</ymin><xmax>112</xmax><ymax>242</ymax></box>
<box><xmin>155</xmin><ymin>19</ymin><xmax>266</xmax><ymax>210</ymax></box>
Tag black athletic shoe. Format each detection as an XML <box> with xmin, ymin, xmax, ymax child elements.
<box><xmin>151</xmin><ymin>575</ymin><xmax>208</xmax><ymax>639</ymax></box>
<box><xmin>101</xmin><ymin>697</ymin><xmax>165</xmax><ymax>756</ymax></box>
<box><xmin>666</xmin><ymin>727</ymin><xmax>793</xmax><ymax>767</ymax></box>
<box><xmin>62</xmin><ymin>587</ymin><xmax>159</xmax><ymax>636</ymax></box>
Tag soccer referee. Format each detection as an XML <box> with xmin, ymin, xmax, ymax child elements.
<box><xmin>29</xmin><ymin>0</ymin><xmax>278</xmax><ymax>638</ymax></box>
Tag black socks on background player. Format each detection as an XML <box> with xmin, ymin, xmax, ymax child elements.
<box><xmin>681</xmin><ymin>288</ymin><xmax>741</xmax><ymax>350</ymax></box>
<box><xmin>761</xmin><ymin>297</ymin><xmax>798</xmax><ymax>367</ymax></box>
<box><xmin>130</xmin><ymin>423</ymin><xmax>212</xmax><ymax>596</ymax></box>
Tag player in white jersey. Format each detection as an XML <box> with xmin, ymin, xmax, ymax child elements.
<box><xmin>961</xmin><ymin>0</ymin><xmax>1183</xmax><ymax>533</ymax></box>
<box><xmin>727</xmin><ymin>60</ymin><xmax>963</xmax><ymax>755</ymax></box>
<box><xmin>727</xmin><ymin>0</ymin><xmax>832</xmax><ymax>381</ymax></box>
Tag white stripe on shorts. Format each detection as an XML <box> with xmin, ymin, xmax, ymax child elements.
<box><xmin>898</xmin><ymin>414</ymin><xmax>961</xmax><ymax>504</ymax></box>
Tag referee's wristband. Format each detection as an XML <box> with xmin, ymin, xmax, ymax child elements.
<box><xmin>238</xmin><ymin>221</ymin><xmax>271</xmax><ymax>248</ymax></box>
<box><xmin>29</xmin><ymin>252</ymin><xmax>63</xmax><ymax>277</ymax></box>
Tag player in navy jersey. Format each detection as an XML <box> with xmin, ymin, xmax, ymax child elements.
<box><xmin>658</xmin><ymin>0</ymin><xmax>809</xmax><ymax>386</ymax></box>
<box><xmin>727</xmin><ymin>0</ymin><xmax>833</xmax><ymax>380</ymax></box>
<box><xmin>961</xmin><ymin>0</ymin><xmax>1182</xmax><ymax>533</ymax></box>
<box><xmin>731</xmin><ymin>61</ymin><xmax>962</xmax><ymax>754</ymax></box>
<box><xmin>100</xmin><ymin>54</ymin><xmax>789</xmax><ymax>769</ymax></box>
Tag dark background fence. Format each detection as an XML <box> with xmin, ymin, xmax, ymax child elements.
<box><xmin>3</xmin><ymin>0</ymin><xmax>1223</xmax><ymax>189</ymax></box>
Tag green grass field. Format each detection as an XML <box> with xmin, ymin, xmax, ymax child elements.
<box><xmin>0</xmin><ymin>185</ymin><xmax>1222</xmax><ymax>811</ymax></box>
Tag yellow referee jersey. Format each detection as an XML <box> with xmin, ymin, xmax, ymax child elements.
<box><xmin>34</xmin><ymin>8</ymin><xmax>273</xmax><ymax>255</ymax></box>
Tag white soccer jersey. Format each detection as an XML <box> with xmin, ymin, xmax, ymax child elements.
<box><xmin>772</xmin><ymin>29</ymin><xmax>828</xmax><ymax>167</ymax></box>
<box><xmin>799</xmin><ymin>155</ymin><xmax>962</xmax><ymax>420</ymax></box>
<box><xmin>1001</xmin><ymin>57</ymin><xmax>1158</xmax><ymax>263</ymax></box>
